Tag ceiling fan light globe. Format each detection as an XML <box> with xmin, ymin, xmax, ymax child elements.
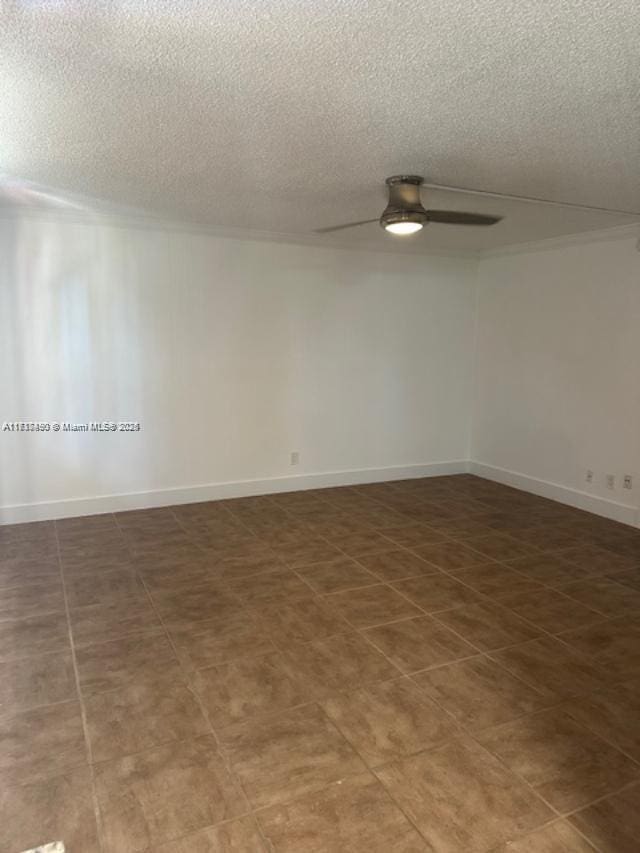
<box><xmin>384</xmin><ymin>221</ymin><xmax>424</xmax><ymax>235</ymax></box>
<box><xmin>380</xmin><ymin>196</ymin><xmax>428</xmax><ymax>235</ymax></box>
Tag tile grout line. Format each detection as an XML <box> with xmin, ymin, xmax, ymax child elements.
<box><xmin>124</xmin><ymin>505</ymin><xmax>276</xmax><ymax>853</ymax></box>
<box><xmin>53</xmin><ymin>514</ymin><xmax>106</xmax><ymax>853</ymax></box>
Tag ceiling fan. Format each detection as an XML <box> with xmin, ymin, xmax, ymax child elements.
<box><xmin>315</xmin><ymin>175</ymin><xmax>640</xmax><ymax>236</ymax></box>
<box><xmin>315</xmin><ymin>175</ymin><xmax>502</xmax><ymax>235</ymax></box>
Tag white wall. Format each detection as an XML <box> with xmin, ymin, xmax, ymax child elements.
<box><xmin>472</xmin><ymin>233</ymin><xmax>640</xmax><ymax>525</ymax></box>
<box><xmin>0</xmin><ymin>215</ymin><xmax>476</xmax><ymax>520</ymax></box>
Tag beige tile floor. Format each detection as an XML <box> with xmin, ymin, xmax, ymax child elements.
<box><xmin>1</xmin><ymin>474</ymin><xmax>639</xmax><ymax>852</ymax></box>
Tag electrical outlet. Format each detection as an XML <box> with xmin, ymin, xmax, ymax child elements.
<box><xmin>290</xmin><ymin>451</ymin><xmax>300</xmax><ymax>466</ymax></box>
<box><xmin>585</xmin><ymin>470</ymin><xmax>594</xmax><ymax>484</ymax></box>
<box><xmin>623</xmin><ymin>474</ymin><xmax>633</xmax><ymax>490</ymax></box>
<box><xmin>606</xmin><ymin>474</ymin><xmax>615</xmax><ymax>490</ymax></box>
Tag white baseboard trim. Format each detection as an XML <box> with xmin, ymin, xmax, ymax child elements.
<box><xmin>0</xmin><ymin>460</ymin><xmax>470</xmax><ymax>524</ymax></box>
<box><xmin>470</xmin><ymin>461</ymin><xmax>639</xmax><ymax>528</ymax></box>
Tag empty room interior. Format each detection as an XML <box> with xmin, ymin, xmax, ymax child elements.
<box><xmin>1</xmin><ymin>3</ymin><xmax>640</xmax><ymax>852</ymax></box>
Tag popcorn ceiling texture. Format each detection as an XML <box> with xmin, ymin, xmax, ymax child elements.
<box><xmin>0</xmin><ymin>0</ymin><xmax>639</xmax><ymax>251</ymax></box>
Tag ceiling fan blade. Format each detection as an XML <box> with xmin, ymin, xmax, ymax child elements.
<box><xmin>426</xmin><ymin>210</ymin><xmax>502</xmax><ymax>226</ymax></box>
<box><xmin>314</xmin><ymin>219</ymin><xmax>378</xmax><ymax>234</ymax></box>
<box><xmin>422</xmin><ymin>182</ymin><xmax>640</xmax><ymax>217</ymax></box>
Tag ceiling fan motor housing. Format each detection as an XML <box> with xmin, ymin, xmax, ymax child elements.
<box><xmin>380</xmin><ymin>175</ymin><xmax>429</xmax><ymax>229</ymax></box>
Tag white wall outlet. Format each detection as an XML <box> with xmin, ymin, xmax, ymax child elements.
<box><xmin>290</xmin><ymin>451</ymin><xmax>300</xmax><ymax>466</ymax></box>
<box><xmin>585</xmin><ymin>470</ymin><xmax>594</xmax><ymax>484</ymax></box>
<box><xmin>623</xmin><ymin>474</ymin><xmax>633</xmax><ymax>489</ymax></box>
<box><xmin>606</xmin><ymin>474</ymin><xmax>615</xmax><ymax>490</ymax></box>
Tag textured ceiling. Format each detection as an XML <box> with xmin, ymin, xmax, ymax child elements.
<box><xmin>1</xmin><ymin>0</ymin><xmax>639</xmax><ymax>252</ymax></box>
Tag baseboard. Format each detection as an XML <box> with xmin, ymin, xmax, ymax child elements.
<box><xmin>0</xmin><ymin>460</ymin><xmax>470</xmax><ymax>524</ymax></box>
<box><xmin>4</xmin><ymin>459</ymin><xmax>638</xmax><ymax>528</ymax></box>
<box><xmin>470</xmin><ymin>461</ymin><xmax>639</xmax><ymax>528</ymax></box>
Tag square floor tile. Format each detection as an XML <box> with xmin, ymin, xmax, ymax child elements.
<box><xmin>154</xmin><ymin>817</ymin><xmax>266</xmax><ymax>852</ymax></box>
<box><xmin>0</xmin><ymin>539</ymin><xmax>57</xmax><ymax>562</ymax></box>
<box><xmin>296</xmin><ymin>557</ymin><xmax>378</xmax><ymax>594</ymax></box>
<box><xmin>56</xmin><ymin>515</ymin><xmax>124</xmax><ymax>550</ymax></box>
<box><xmin>95</xmin><ymin>736</ymin><xmax>248</xmax><ymax>853</ymax></box>
<box><xmin>380</xmin><ymin>523</ymin><xmax>448</xmax><ymax>548</ymax></box>
<box><xmin>0</xmin><ymin>557</ymin><xmax>60</xmax><ymax>591</ymax></box>
<box><xmin>140</xmin><ymin>561</ymin><xmax>227</xmax><ymax>594</ymax></box>
<box><xmin>376</xmin><ymin>735</ymin><xmax>551</xmax><ymax>852</ymax></box>
<box><xmin>452</xmin><ymin>563</ymin><xmax>543</xmax><ymax>597</ymax></box>
<box><xmin>280</xmin><ymin>632</ymin><xmax>400</xmax><ymax>697</ymax></box>
<box><xmin>490</xmin><ymin>637</ymin><xmax>608</xmax><ymax>701</ymax></box>
<box><xmin>608</xmin><ymin>568</ymin><xmax>640</xmax><ymax>591</ymax></box>
<box><xmin>325</xmin><ymin>583</ymin><xmax>423</xmax><ymax>628</ymax></box>
<box><xmin>391</xmin><ymin>574</ymin><xmax>483</xmax><ymax>613</ymax></box>
<box><xmin>356</xmin><ymin>549</ymin><xmax>440</xmax><ymax>582</ymax></box>
<box><xmin>329</xmin><ymin>532</ymin><xmax>398</xmax><ymax>557</ymax></box>
<box><xmin>606</xmin><ymin>536</ymin><xmax>640</xmax><ymax>561</ymax></box>
<box><xmin>505</xmin><ymin>554</ymin><xmax>595</xmax><ymax>587</ymax></box>
<box><xmin>477</xmin><ymin>709</ymin><xmax>639</xmax><ymax>812</ymax></box>
<box><xmin>410</xmin><ymin>541</ymin><xmax>488</xmax><ymax>571</ymax></box>
<box><xmin>321</xmin><ymin>677</ymin><xmax>458</xmax><ymax>766</ymax></box>
<box><xmin>0</xmin><ymin>521</ymin><xmax>56</xmax><ymax>543</ymax></box>
<box><xmin>429</xmin><ymin>517</ymin><xmax>495</xmax><ymax>539</ymax></box>
<box><xmin>357</xmin><ymin>508</ymin><xmax>412</xmax><ymax>529</ymax></box>
<box><xmin>0</xmin><ymin>701</ymin><xmax>87</xmax><ymax>785</ymax></box>
<box><xmin>65</xmin><ymin>569</ymin><xmax>147</xmax><ymax>609</ymax></box>
<box><xmin>151</xmin><ymin>585</ymin><xmax>244</xmax><ymax>622</ymax></box>
<box><xmin>559</xmin><ymin>577</ymin><xmax>640</xmax><ymax>618</ymax></box>
<box><xmin>0</xmin><ymin>612</ymin><xmax>71</xmax><ymax>661</ymax></box>
<box><xmin>492</xmin><ymin>820</ymin><xmax>597</xmax><ymax>852</ymax></box>
<box><xmin>131</xmin><ymin>543</ymin><xmax>209</xmax><ymax>573</ymax></box>
<box><xmin>256</xmin><ymin>597</ymin><xmax>348</xmax><ymax>646</ymax></box>
<box><xmin>85</xmin><ymin>669</ymin><xmax>209</xmax><ymax>762</ymax></box>
<box><xmin>364</xmin><ymin>615</ymin><xmax>476</xmax><ymax>674</ymax></box>
<box><xmin>415</xmin><ymin>656</ymin><xmax>549</xmax><ymax>731</ymax></box>
<box><xmin>569</xmin><ymin>782</ymin><xmax>640</xmax><ymax>853</ymax></box>
<box><xmin>192</xmin><ymin>652</ymin><xmax>306</xmax><ymax>728</ymax></box>
<box><xmin>211</xmin><ymin>550</ymin><xmax>287</xmax><ymax>582</ymax></box>
<box><xmin>0</xmin><ymin>651</ymin><xmax>77</xmax><ymax>714</ymax></box>
<box><xmin>561</xmin><ymin>681</ymin><xmax>640</xmax><ymax>762</ymax></box>
<box><xmin>227</xmin><ymin>568</ymin><xmax>314</xmax><ymax>605</ymax></box>
<box><xmin>218</xmin><ymin>704</ymin><xmax>366</xmax><ymax>810</ymax></box>
<box><xmin>0</xmin><ymin>766</ymin><xmax>99</xmax><ymax>853</ymax></box>
<box><xmin>511</xmin><ymin>525</ymin><xmax>586</xmax><ymax>553</ymax></box>
<box><xmin>70</xmin><ymin>596</ymin><xmax>163</xmax><ymax>645</ymax></box>
<box><xmin>76</xmin><ymin>633</ymin><xmax>178</xmax><ymax>696</ymax></box>
<box><xmin>258</xmin><ymin>773</ymin><xmax>427</xmax><ymax>852</ymax></box>
<box><xmin>0</xmin><ymin>581</ymin><xmax>65</xmax><ymax>621</ymax></box>
<box><xmin>299</xmin><ymin>519</ymin><xmax>363</xmax><ymax>539</ymax></box>
<box><xmin>58</xmin><ymin>531</ymin><xmax>125</xmax><ymax>553</ymax></box>
<box><xmin>558</xmin><ymin>544</ymin><xmax>637</xmax><ymax>574</ymax></box>
<box><xmin>61</xmin><ymin>548</ymin><xmax>133</xmax><ymax>576</ymax></box>
<box><xmin>59</xmin><ymin>531</ymin><xmax>129</xmax><ymax>554</ymax></box>
<box><xmin>169</xmin><ymin>611</ymin><xmax>276</xmax><ymax>671</ymax></box>
<box><xmin>558</xmin><ymin>617</ymin><xmax>640</xmax><ymax>681</ymax></box>
<box><xmin>497</xmin><ymin>588</ymin><xmax>604</xmax><ymax>633</ymax></box>
<box><xmin>459</xmin><ymin>533</ymin><xmax>535</xmax><ymax>561</ymax></box>
<box><xmin>434</xmin><ymin>600</ymin><xmax>541</xmax><ymax>652</ymax></box>
<box><xmin>272</xmin><ymin>538</ymin><xmax>343</xmax><ymax>568</ymax></box>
